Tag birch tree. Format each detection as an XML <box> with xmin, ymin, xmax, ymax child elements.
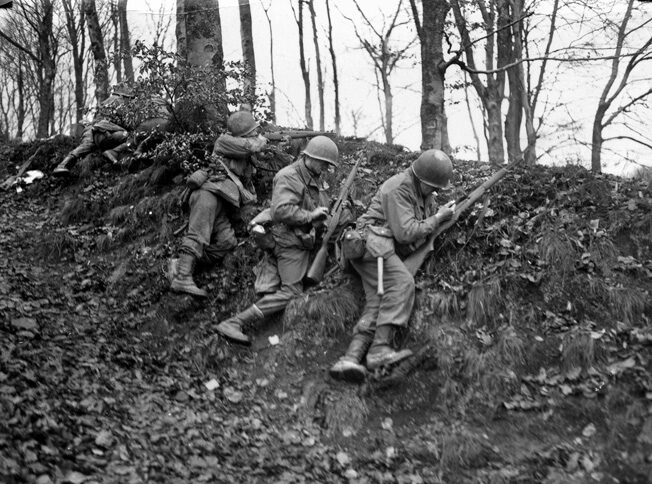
<box><xmin>290</xmin><ymin>0</ymin><xmax>313</xmax><ymax>129</ymax></box>
<box><xmin>307</xmin><ymin>0</ymin><xmax>324</xmax><ymax>131</ymax></box>
<box><xmin>325</xmin><ymin>0</ymin><xmax>340</xmax><ymax>134</ymax></box>
<box><xmin>239</xmin><ymin>0</ymin><xmax>256</xmax><ymax>103</ymax></box>
<box><xmin>84</xmin><ymin>0</ymin><xmax>109</xmax><ymax>103</ymax></box>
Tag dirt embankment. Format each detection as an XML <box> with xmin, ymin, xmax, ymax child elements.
<box><xmin>0</xmin><ymin>137</ymin><xmax>650</xmax><ymax>483</ymax></box>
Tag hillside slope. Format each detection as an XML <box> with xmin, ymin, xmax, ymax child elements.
<box><xmin>0</xmin><ymin>138</ymin><xmax>650</xmax><ymax>483</ymax></box>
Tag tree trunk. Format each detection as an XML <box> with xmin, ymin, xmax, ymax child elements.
<box><xmin>177</xmin><ymin>0</ymin><xmax>227</xmax><ymax>121</ymax></box>
<box><xmin>238</xmin><ymin>0</ymin><xmax>256</xmax><ymax>104</ymax></box>
<box><xmin>485</xmin><ymin>95</ymin><xmax>504</xmax><ymax>165</ymax></box>
<box><xmin>464</xmin><ymin>72</ymin><xmax>482</xmax><ymax>161</ymax></box>
<box><xmin>325</xmin><ymin>0</ymin><xmax>340</xmax><ymax>135</ymax></box>
<box><xmin>118</xmin><ymin>0</ymin><xmax>134</xmax><ymax>83</ymax></box>
<box><xmin>308</xmin><ymin>0</ymin><xmax>324</xmax><ymax>131</ymax></box>
<box><xmin>295</xmin><ymin>0</ymin><xmax>313</xmax><ymax>129</ymax></box>
<box><xmin>16</xmin><ymin>57</ymin><xmax>25</xmax><ymax>140</ymax></box>
<box><xmin>62</xmin><ymin>0</ymin><xmax>86</xmax><ymax>124</ymax></box>
<box><xmin>84</xmin><ymin>0</ymin><xmax>110</xmax><ymax>103</ymax></box>
<box><xmin>261</xmin><ymin>3</ymin><xmax>276</xmax><ymax>122</ymax></box>
<box><xmin>111</xmin><ymin>2</ymin><xmax>121</xmax><ymax>83</ymax></box>
<box><xmin>36</xmin><ymin>0</ymin><xmax>57</xmax><ymax>138</ymax></box>
<box><xmin>591</xmin><ymin>105</ymin><xmax>607</xmax><ymax>173</ymax></box>
<box><xmin>501</xmin><ymin>0</ymin><xmax>522</xmax><ymax>163</ymax></box>
<box><xmin>382</xmin><ymin>73</ymin><xmax>393</xmax><ymax>144</ymax></box>
<box><xmin>414</xmin><ymin>0</ymin><xmax>451</xmax><ymax>152</ymax></box>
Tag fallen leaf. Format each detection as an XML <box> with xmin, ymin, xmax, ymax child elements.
<box><xmin>582</xmin><ymin>423</ymin><xmax>596</xmax><ymax>438</ymax></box>
<box><xmin>336</xmin><ymin>451</ymin><xmax>351</xmax><ymax>466</ymax></box>
<box><xmin>94</xmin><ymin>430</ymin><xmax>113</xmax><ymax>448</ymax></box>
<box><xmin>62</xmin><ymin>471</ymin><xmax>88</xmax><ymax>484</ymax></box>
<box><xmin>606</xmin><ymin>357</ymin><xmax>636</xmax><ymax>375</ymax></box>
<box><xmin>204</xmin><ymin>379</ymin><xmax>219</xmax><ymax>391</ymax></box>
<box><xmin>11</xmin><ymin>317</ymin><xmax>38</xmax><ymax>331</ymax></box>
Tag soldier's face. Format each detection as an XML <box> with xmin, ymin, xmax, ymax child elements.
<box><xmin>419</xmin><ymin>181</ymin><xmax>437</xmax><ymax>196</ymax></box>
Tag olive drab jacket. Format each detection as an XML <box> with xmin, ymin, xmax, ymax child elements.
<box><xmin>270</xmin><ymin>159</ymin><xmax>330</xmax><ymax>250</ymax></box>
<box><xmin>356</xmin><ymin>168</ymin><xmax>435</xmax><ymax>258</ymax></box>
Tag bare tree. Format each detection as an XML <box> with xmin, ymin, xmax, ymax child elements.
<box><xmin>118</xmin><ymin>0</ymin><xmax>134</xmax><ymax>83</ymax></box>
<box><xmin>61</xmin><ymin>0</ymin><xmax>87</xmax><ymax>124</ymax></box>
<box><xmin>346</xmin><ymin>1</ymin><xmax>416</xmax><ymax>144</ymax></box>
<box><xmin>591</xmin><ymin>0</ymin><xmax>652</xmax><ymax>173</ymax></box>
<box><xmin>325</xmin><ymin>0</ymin><xmax>340</xmax><ymax>135</ymax></box>
<box><xmin>239</xmin><ymin>0</ymin><xmax>256</xmax><ymax>103</ymax></box>
<box><xmin>0</xmin><ymin>0</ymin><xmax>60</xmax><ymax>137</ymax></box>
<box><xmin>450</xmin><ymin>0</ymin><xmax>509</xmax><ymax>165</ymax></box>
<box><xmin>84</xmin><ymin>0</ymin><xmax>109</xmax><ymax>103</ymax></box>
<box><xmin>307</xmin><ymin>0</ymin><xmax>324</xmax><ymax>130</ymax></box>
<box><xmin>176</xmin><ymin>0</ymin><xmax>225</xmax><ymax>68</ymax></box>
<box><xmin>110</xmin><ymin>1</ymin><xmax>121</xmax><ymax>82</ymax></box>
<box><xmin>260</xmin><ymin>0</ymin><xmax>276</xmax><ymax>122</ymax></box>
<box><xmin>408</xmin><ymin>0</ymin><xmax>451</xmax><ymax>152</ymax></box>
<box><xmin>290</xmin><ymin>0</ymin><xmax>313</xmax><ymax>129</ymax></box>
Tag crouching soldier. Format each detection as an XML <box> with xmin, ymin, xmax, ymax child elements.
<box><xmin>215</xmin><ymin>136</ymin><xmax>342</xmax><ymax>345</ymax></box>
<box><xmin>169</xmin><ymin>110</ymin><xmax>268</xmax><ymax>296</ymax></box>
<box><xmin>52</xmin><ymin>86</ymin><xmax>135</xmax><ymax>177</ymax></box>
<box><xmin>329</xmin><ymin>149</ymin><xmax>455</xmax><ymax>382</ymax></box>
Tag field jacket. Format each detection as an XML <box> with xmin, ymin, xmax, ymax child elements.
<box><xmin>357</xmin><ymin>168</ymin><xmax>434</xmax><ymax>257</ymax></box>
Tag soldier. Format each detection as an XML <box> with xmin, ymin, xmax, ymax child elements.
<box><xmin>169</xmin><ymin>110</ymin><xmax>268</xmax><ymax>297</ymax></box>
<box><xmin>52</xmin><ymin>86</ymin><xmax>135</xmax><ymax>177</ymax></box>
<box><xmin>329</xmin><ymin>149</ymin><xmax>455</xmax><ymax>383</ymax></box>
<box><xmin>215</xmin><ymin>136</ymin><xmax>340</xmax><ymax>345</ymax></box>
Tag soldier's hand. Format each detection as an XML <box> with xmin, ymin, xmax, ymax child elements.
<box><xmin>436</xmin><ymin>201</ymin><xmax>455</xmax><ymax>222</ymax></box>
<box><xmin>310</xmin><ymin>206</ymin><xmax>329</xmax><ymax>222</ymax></box>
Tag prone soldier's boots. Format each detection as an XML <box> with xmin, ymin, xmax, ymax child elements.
<box><xmin>170</xmin><ymin>252</ymin><xmax>207</xmax><ymax>297</ymax></box>
<box><xmin>365</xmin><ymin>324</ymin><xmax>413</xmax><ymax>371</ymax></box>
<box><xmin>103</xmin><ymin>142</ymin><xmax>131</xmax><ymax>164</ymax></box>
<box><xmin>52</xmin><ymin>155</ymin><xmax>77</xmax><ymax>177</ymax></box>
<box><xmin>215</xmin><ymin>305</ymin><xmax>264</xmax><ymax>346</ymax></box>
<box><xmin>329</xmin><ymin>333</ymin><xmax>373</xmax><ymax>383</ymax></box>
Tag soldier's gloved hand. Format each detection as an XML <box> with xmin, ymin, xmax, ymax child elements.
<box><xmin>310</xmin><ymin>206</ymin><xmax>329</xmax><ymax>223</ymax></box>
<box><xmin>187</xmin><ymin>169</ymin><xmax>208</xmax><ymax>189</ymax></box>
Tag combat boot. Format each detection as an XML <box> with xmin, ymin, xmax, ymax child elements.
<box><xmin>329</xmin><ymin>333</ymin><xmax>373</xmax><ymax>383</ymax></box>
<box><xmin>215</xmin><ymin>305</ymin><xmax>264</xmax><ymax>346</ymax></box>
<box><xmin>365</xmin><ymin>324</ymin><xmax>413</xmax><ymax>371</ymax></box>
<box><xmin>170</xmin><ymin>253</ymin><xmax>207</xmax><ymax>297</ymax></box>
<box><xmin>52</xmin><ymin>155</ymin><xmax>76</xmax><ymax>177</ymax></box>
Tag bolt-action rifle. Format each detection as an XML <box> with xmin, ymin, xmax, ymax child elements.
<box><xmin>264</xmin><ymin>130</ymin><xmax>335</xmax><ymax>142</ymax></box>
<box><xmin>305</xmin><ymin>152</ymin><xmax>366</xmax><ymax>284</ymax></box>
<box><xmin>403</xmin><ymin>158</ymin><xmax>524</xmax><ymax>276</ymax></box>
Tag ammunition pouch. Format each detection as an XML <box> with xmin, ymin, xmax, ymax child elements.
<box><xmin>340</xmin><ymin>227</ymin><xmax>365</xmax><ymax>260</ymax></box>
<box><xmin>365</xmin><ymin>226</ymin><xmax>395</xmax><ymax>259</ymax></box>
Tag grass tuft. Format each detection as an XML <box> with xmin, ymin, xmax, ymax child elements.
<box><xmin>467</xmin><ymin>277</ymin><xmax>501</xmax><ymax>327</ymax></box>
<box><xmin>439</xmin><ymin>427</ymin><xmax>487</xmax><ymax>470</ymax></box>
<box><xmin>37</xmin><ymin>230</ymin><xmax>78</xmax><ymax>261</ymax></box>
<box><xmin>609</xmin><ymin>286</ymin><xmax>649</xmax><ymax>324</ymax></box>
<box><xmin>561</xmin><ymin>328</ymin><xmax>597</xmax><ymax>373</ymax></box>
<box><xmin>539</xmin><ymin>231</ymin><xmax>576</xmax><ymax>273</ymax></box>
<box><xmin>496</xmin><ymin>325</ymin><xmax>525</xmax><ymax>367</ymax></box>
<box><xmin>324</xmin><ymin>387</ymin><xmax>369</xmax><ymax>437</ymax></box>
<box><xmin>283</xmin><ymin>279</ymin><xmax>362</xmax><ymax>337</ymax></box>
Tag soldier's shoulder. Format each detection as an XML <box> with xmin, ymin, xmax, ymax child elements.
<box><xmin>274</xmin><ymin>160</ymin><xmax>301</xmax><ymax>180</ymax></box>
<box><xmin>381</xmin><ymin>169</ymin><xmax>410</xmax><ymax>192</ymax></box>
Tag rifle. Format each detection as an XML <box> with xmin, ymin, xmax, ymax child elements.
<box><xmin>264</xmin><ymin>130</ymin><xmax>335</xmax><ymax>142</ymax></box>
<box><xmin>403</xmin><ymin>158</ymin><xmax>524</xmax><ymax>276</ymax></box>
<box><xmin>305</xmin><ymin>152</ymin><xmax>366</xmax><ymax>284</ymax></box>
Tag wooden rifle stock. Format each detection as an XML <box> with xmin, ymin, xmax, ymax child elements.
<box><xmin>403</xmin><ymin>158</ymin><xmax>524</xmax><ymax>276</ymax></box>
<box><xmin>305</xmin><ymin>152</ymin><xmax>366</xmax><ymax>284</ymax></box>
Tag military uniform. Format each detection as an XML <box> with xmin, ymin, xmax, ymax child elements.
<box><xmin>254</xmin><ymin>158</ymin><xmax>330</xmax><ymax>315</ymax></box>
<box><xmin>330</xmin><ymin>153</ymin><xmax>454</xmax><ymax>382</ymax></box>
<box><xmin>180</xmin><ymin>134</ymin><xmax>267</xmax><ymax>265</ymax></box>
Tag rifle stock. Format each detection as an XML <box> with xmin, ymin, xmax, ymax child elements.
<box><xmin>403</xmin><ymin>159</ymin><xmax>523</xmax><ymax>276</ymax></box>
<box><xmin>265</xmin><ymin>130</ymin><xmax>335</xmax><ymax>141</ymax></box>
<box><xmin>305</xmin><ymin>152</ymin><xmax>366</xmax><ymax>284</ymax></box>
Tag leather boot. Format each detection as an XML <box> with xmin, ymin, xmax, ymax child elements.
<box><xmin>103</xmin><ymin>149</ymin><xmax>119</xmax><ymax>164</ymax></box>
<box><xmin>365</xmin><ymin>325</ymin><xmax>413</xmax><ymax>370</ymax></box>
<box><xmin>329</xmin><ymin>333</ymin><xmax>372</xmax><ymax>383</ymax></box>
<box><xmin>52</xmin><ymin>155</ymin><xmax>76</xmax><ymax>177</ymax></box>
<box><xmin>167</xmin><ymin>258</ymin><xmax>179</xmax><ymax>283</ymax></box>
<box><xmin>215</xmin><ymin>305</ymin><xmax>264</xmax><ymax>346</ymax></box>
<box><xmin>170</xmin><ymin>253</ymin><xmax>207</xmax><ymax>297</ymax></box>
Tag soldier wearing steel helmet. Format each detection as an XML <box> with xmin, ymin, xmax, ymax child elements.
<box><xmin>168</xmin><ymin>110</ymin><xmax>268</xmax><ymax>297</ymax></box>
<box><xmin>329</xmin><ymin>149</ymin><xmax>455</xmax><ymax>383</ymax></box>
<box><xmin>214</xmin><ymin>136</ymin><xmax>347</xmax><ymax>345</ymax></box>
<box><xmin>52</xmin><ymin>85</ymin><xmax>135</xmax><ymax>177</ymax></box>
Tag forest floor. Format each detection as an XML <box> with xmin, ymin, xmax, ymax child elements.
<box><xmin>0</xmin><ymin>137</ymin><xmax>651</xmax><ymax>484</ymax></box>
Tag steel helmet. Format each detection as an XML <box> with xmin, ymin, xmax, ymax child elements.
<box><xmin>227</xmin><ymin>111</ymin><xmax>259</xmax><ymax>137</ymax></box>
<box><xmin>302</xmin><ymin>136</ymin><xmax>339</xmax><ymax>166</ymax></box>
<box><xmin>412</xmin><ymin>149</ymin><xmax>453</xmax><ymax>188</ymax></box>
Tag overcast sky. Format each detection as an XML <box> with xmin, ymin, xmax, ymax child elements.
<box><xmin>126</xmin><ymin>0</ymin><xmax>651</xmax><ymax>175</ymax></box>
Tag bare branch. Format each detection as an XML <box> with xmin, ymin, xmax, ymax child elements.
<box><xmin>603</xmin><ymin>135</ymin><xmax>652</xmax><ymax>151</ymax></box>
<box><xmin>603</xmin><ymin>87</ymin><xmax>652</xmax><ymax>127</ymax></box>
